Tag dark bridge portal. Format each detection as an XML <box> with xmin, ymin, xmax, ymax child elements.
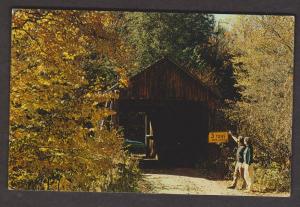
<box><xmin>118</xmin><ymin>58</ymin><xmax>219</xmax><ymax>166</ymax></box>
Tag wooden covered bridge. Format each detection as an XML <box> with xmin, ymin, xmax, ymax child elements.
<box><xmin>116</xmin><ymin>57</ymin><xmax>219</xmax><ymax>165</ymax></box>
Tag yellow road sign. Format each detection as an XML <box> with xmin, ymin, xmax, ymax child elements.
<box><xmin>208</xmin><ymin>132</ymin><xmax>229</xmax><ymax>143</ymax></box>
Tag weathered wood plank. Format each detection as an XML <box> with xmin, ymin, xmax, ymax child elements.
<box><xmin>119</xmin><ymin>58</ymin><xmax>219</xmax><ymax>109</ymax></box>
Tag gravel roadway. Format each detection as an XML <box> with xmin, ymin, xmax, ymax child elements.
<box><xmin>142</xmin><ymin>168</ymin><xmax>289</xmax><ymax>197</ymax></box>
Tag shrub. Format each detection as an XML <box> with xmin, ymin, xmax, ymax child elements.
<box><xmin>104</xmin><ymin>154</ymin><xmax>142</xmax><ymax>192</ymax></box>
<box><xmin>9</xmin><ymin>128</ymin><xmax>143</xmax><ymax>192</ymax></box>
<box><xmin>254</xmin><ymin>162</ymin><xmax>290</xmax><ymax>193</ymax></box>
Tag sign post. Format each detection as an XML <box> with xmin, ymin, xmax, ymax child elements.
<box><xmin>208</xmin><ymin>132</ymin><xmax>229</xmax><ymax>143</ymax></box>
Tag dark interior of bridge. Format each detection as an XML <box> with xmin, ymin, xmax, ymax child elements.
<box><xmin>119</xmin><ymin>100</ymin><xmax>211</xmax><ymax>167</ymax></box>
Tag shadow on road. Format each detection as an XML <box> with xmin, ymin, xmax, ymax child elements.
<box><xmin>140</xmin><ymin>160</ymin><xmax>226</xmax><ymax>181</ymax></box>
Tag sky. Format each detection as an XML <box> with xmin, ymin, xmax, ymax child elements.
<box><xmin>214</xmin><ymin>14</ymin><xmax>239</xmax><ymax>22</ymax></box>
<box><xmin>213</xmin><ymin>14</ymin><xmax>239</xmax><ymax>29</ymax></box>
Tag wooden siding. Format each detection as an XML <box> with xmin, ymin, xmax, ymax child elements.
<box><xmin>119</xmin><ymin>58</ymin><xmax>218</xmax><ymax>109</ymax></box>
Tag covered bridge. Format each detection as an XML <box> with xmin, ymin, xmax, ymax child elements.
<box><xmin>118</xmin><ymin>57</ymin><xmax>220</xmax><ymax>165</ymax></box>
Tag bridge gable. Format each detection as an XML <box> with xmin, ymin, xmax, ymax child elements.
<box><xmin>119</xmin><ymin>57</ymin><xmax>218</xmax><ymax>109</ymax></box>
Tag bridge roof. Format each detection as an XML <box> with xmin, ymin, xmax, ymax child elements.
<box><xmin>119</xmin><ymin>57</ymin><xmax>220</xmax><ymax>109</ymax></box>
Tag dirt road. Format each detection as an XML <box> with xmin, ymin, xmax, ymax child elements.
<box><xmin>142</xmin><ymin>168</ymin><xmax>289</xmax><ymax>197</ymax></box>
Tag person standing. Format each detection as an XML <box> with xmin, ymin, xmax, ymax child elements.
<box><xmin>227</xmin><ymin>131</ymin><xmax>246</xmax><ymax>189</ymax></box>
<box><xmin>243</xmin><ymin>137</ymin><xmax>254</xmax><ymax>192</ymax></box>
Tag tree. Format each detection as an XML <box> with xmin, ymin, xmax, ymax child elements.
<box><xmin>120</xmin><ymin>12</ymin><xmax>238</xmax><ymax>100</ymax></box>
<box><xmin>119</xmin><ymin>12</ymin><xmax>213</xmax><ymax>70</ymax></box>
<box><xmin>226</xmin><ymin>15</ymin><xmax>294</xmax><ymax>165</ymax></box>
<box><xmin>9</xmin><ymin>9</ymin><xmax>140</xmax><ymax>191</ymax></box>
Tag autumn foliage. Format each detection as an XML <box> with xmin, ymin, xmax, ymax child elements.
<box><xmin>9</xmin><ymin>10</ymin><xmax>294</xmax><ymax>193</ymax></box>
<box><xmin>224</xmin><ymin>15</ymin><xmax>294</xmax><ymax>192</ymax></box>
<box><xmin>9</xmin><ymin>9</ymin><xmax>139</xmax><ymax>191</ymax></box>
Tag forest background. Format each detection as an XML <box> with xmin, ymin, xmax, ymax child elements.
<box><xmin>9</xmin><ymin>10</ymin><xmax>294</xmax><ymax>193</ymax></box>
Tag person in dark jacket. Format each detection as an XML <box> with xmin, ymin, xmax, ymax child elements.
<box><xmin>227</xmin><ymin>131</ymin><xmax>246</xmax><ymax>189</ymax></box>
<box><xmin>243</xmin><ymin>137</ymin><xmax>254</xmax><ymax>192</ymax></box>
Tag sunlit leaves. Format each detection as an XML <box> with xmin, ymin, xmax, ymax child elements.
<box><xmin>9</xmin><ymin>9</ymin><xmax>140</xmax><ymax>191</ymax></box>
<box><xmin>226</xmin><ymin>15</ymin><xmax>294</xmax><ymax>164</ymax></box>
